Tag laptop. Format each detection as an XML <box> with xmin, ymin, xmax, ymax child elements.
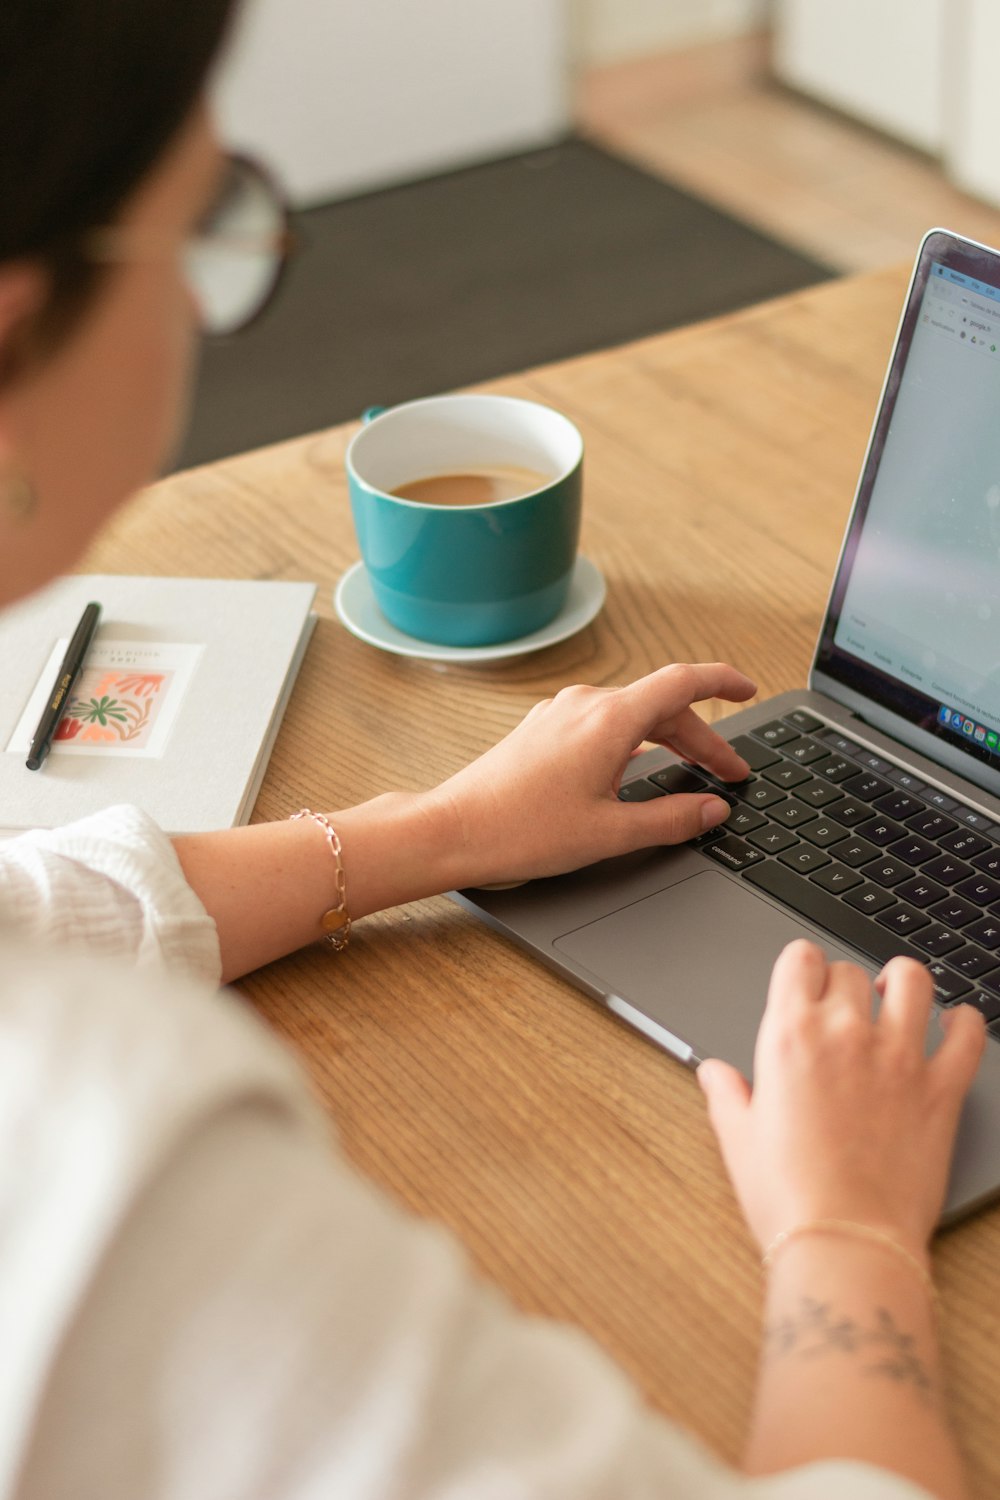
<box><xmin>454</xmin><ymin>228</ymin><xmax>1000</xmax><ymax>1223</ymax></box>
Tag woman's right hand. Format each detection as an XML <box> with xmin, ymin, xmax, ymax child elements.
<box><xmin>697</xmin><ymin>942</ymin><xmax>986</xmax><ymax>1257</ymax></box>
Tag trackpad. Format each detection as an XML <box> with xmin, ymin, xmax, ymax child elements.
<box><xmin>554</xmin><ymin>870</ymin><xmax>863</xmax><ymax>1074</ymax></box>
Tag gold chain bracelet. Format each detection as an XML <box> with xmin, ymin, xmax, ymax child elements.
<box><xmin>289</xmin><ymin>808</ymin><xmax>351</xmax><ymax>951</ymax></box>
<box><xmin>762</xmin><ymin>1219</ymin><xmax>937</xmax><ymax>1307</ymax></box>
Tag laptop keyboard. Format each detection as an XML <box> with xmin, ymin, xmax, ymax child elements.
<box><xmin>620</xmin><ymin>708</ymin><xmax>1000</xmax><ymax>1038</ymax></box>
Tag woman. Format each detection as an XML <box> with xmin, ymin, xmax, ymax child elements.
<box><xmin>0</xmin><ymin>4</ymin><xmax>986</xmax><ymax>1497</ymax></box>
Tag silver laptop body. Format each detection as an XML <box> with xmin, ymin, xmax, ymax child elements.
<box><xmin>455</xmin><ymin>229</ymin><xmax>1000</xmax><ymax>1223</ymax></box>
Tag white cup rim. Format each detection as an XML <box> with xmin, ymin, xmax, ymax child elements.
<box><xmin>346</xmin><ymin>393</ymin><xmax>583</xmax><ymax>511</ymax></box>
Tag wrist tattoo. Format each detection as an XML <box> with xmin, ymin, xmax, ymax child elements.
<box><xmin>763</xmin><ymin>1297</ymin><xmax>936</xmax><ymax>1402</ymax></box>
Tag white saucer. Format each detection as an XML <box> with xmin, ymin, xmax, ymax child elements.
<box><xmin>333</xmin><ymin>555</ymin><xmax>606</xmax><ymax>663</ymax></box>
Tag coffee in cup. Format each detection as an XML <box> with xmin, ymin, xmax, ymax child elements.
<box><xmin>390</xmin><ymin>465</ymin><xmax>552</xmax><ymax>507</ymax></box>
<box><xmin>346</xmin><ymin>394</ymin><xmax>583</xmax><ymax>647</ymax></box>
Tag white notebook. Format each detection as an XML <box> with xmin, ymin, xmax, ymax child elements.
<box><xmin>0</xmin><ymin>575</ymin><xmax>317</xmax><ymax>834</ymax></box>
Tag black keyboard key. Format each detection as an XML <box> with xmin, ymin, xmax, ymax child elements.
<box><xmin>649</xmin><ymin>765</ymin><xmax>707</xmax><ymax>794</ymax></box>
<box><xmin>979</xmin><ymin>969</ymin><xmax>1000</xmax><ymax>999</ymax></box>
<box><xmin>778</xmin><ymin>843</ymin><xmax>831</xmax><ymax>874</ymax></box>
<box><xmin>874</xmin><ymin>791</ymin><xmax>925</xmax><ymax>821</ymax></box>
<box><xmin>748</xmin><ymin>824</ymin><xmax>800</xmax><ymax>855</ymax></box>
<box><xmin>876</xmin><ymin>903</ymin><xmax>930</xmax><ymax>936</ymax></box>
<box><xmin>972</xmin><ymin>847</ymin><xmax>1000</xmax><ymax>878</ymax></box>
<box><xmin>771</xmin><ymin>799</ymin><xmax>818</xmax><ymax>829</ymax></box>
<box><xmin>784</xmin><ymin>709</ymin><xmax>823</xmax><ymax>732</ymax></box>
<box><xmin>955</xmin><ymin>873</ymin><xmax>1000</xmax><ymax>907</ymax></box>
<box><xmin>762</xmin><ymin>761</ymin><xmax>812</xmax><ymax>790</ymax></box>
<box><xmin>940</xmin><ymin>828</ymin><xmax>991</xmax><ymax>859</ymax></box>
<box><xmin>831</xmin><ymin>835</ymin><xmax>880</xmax><ymax>867</ymax></box>
<box><xmin>801</xmin><ymin>818</ymin><xmax>848</xmax><ymax>848</ymax></box>
<box><xmin>947</xmin><ymin>945</ymin><xmax>1000</xmax><ymax>981</ymax></box>
<box><xmin>924</xmin><ymin>789</ymin><xmax>959</xmax><ymax>811</ymax></box>
<box><xmin>929</xmin><ymin>896</ymin><xmax>981</xmax><ymax>929</ymax></box>
<box><xmin>725</xmin><ymin>805</ymin><xmax>768</xmax><ymax>837</ymax></box>
<box><xmin>857</xmin><ymin>815</ymin><xmax>906</xmax><ymax>847</ymax></box>
<box><xmin>738</xmin><ymin>781</ymin><xmax>788</xmax><ymax>811</ymax></box>
<box><xmin>912</xmin><ymin>923</ymin><xmax>964</xmax><ymax>957</ymax></box>
<box><xmin>618</xmin><ymin>778</ymin><xmax>667</xmax><ymax>802</ymax></box>
<box><xmin>692</xmin><ymin>826</ymin><xmax>726</xmax><ymax>848</ymax></box>
<box><xmin>743</xmin><ymin>861</ymin><xmax>917</xmax><ymax>966</ymax></box>
<box><xmin>923</xmin><ymin>854</ymin><xmax>974</xmax><ymax>887</ymax></box>
<box><xmin>861</xmin><ymin>856</ymin><xmax>909</xmax><ymax>887</ymax></box>
<box><xmin>797</xmin><ymin>779</ymin><xmax>844</xmax><ymax>808</ymax></box>
<box><xmin>816</xmin><ymin>756</ymin><xmax>857</xmax><ymax>784</ymax></box>
<box><xmin>821</xmin><ymin>797</ymin><xmax>872</xmax><ymax>828</ymax></box>
<box><xmin>753</xmin><ymin>720</ymin><xmax>800</xmax><ymax>748</ymax></box>
<box><xmin>784</xmin><ymin>736</ymin><xmax>829</xmax><ymax>765</ymax></box>
<box><xmin>909</xmin><ymin>810</ymin><xmax>958</xmax><ymax>839</ymax></box>
<box><xmin>896</xmin><ymin>875</ymin><xmax>947</xmax><ymax>909</ymax></box>
<box><xmin>886</xmin><ymin>769</ymin><xmax>927</xmax><ymax>793</ymax></box>
<box><xmin>955</xmin><ymin>990</ymin><xmax>1000</xmax><ymax>1024</ymax></box>
<box><xmin>704</xmin><ymin>835</ymin><xmax>764</xmax><ymax>872</ymax></box>
<box><xmin>843</xmin><ymin>772</ymin><xmax>894</xmax><ymax>802</ymax></box>
<box><xmin>854</xmin><ymin>750</ymin><xmax>893</xmax><ymax>774</ymax></box>
<box><xmin>843</xmin><ymin>882</ymin><xmax>897</xmax><ymax>915</ymax></box>
<box><xmin>955</xmin><ymin>808</ymin><xmax>1000</xmax><ymax>834</ymax></box>
<box><xmin>811</xmin><ymin>861</ymin><xmax>864</xmax><ymax>893</ymax></box>
<box><xmin>819</xmin><ymin>730</ymin><xmax>859</xmax><ymax>753</ymax></box>
<box><xmin>728</xmin><ymin>734</ymin><xmax>781</xmax><ymax>772</ymax></box>
<box><xmin>927</xmin><ymin>963</ymin><xmax>973</xmax><ymax>1002</ymax></box>
<box><xmin>887</xmin><ymin>834</ymin><xmax>939</xmax><ymax>867</ymax></box>
<box><xmin>963</xmin><ymin>916</ymin><xmax>1000</xmax><ymax>951</ymax></box>
<box><xmin>694</xmin><ymin>777</ymin><xmax>742</xmax><ymax>806</ymax></box>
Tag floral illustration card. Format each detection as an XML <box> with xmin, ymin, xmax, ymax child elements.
<box><xmin>0</xmin><ymin>574</ymin><xmax>315</xmax><ymax>833</ymax></box>
<box><xmin>7</xmin><ymin>641</ymin><xmax>203</xmax><ymax>759</ymax></box>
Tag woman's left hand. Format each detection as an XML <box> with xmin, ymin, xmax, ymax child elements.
<box><xmin>175</xmin><ymin>661</ymin><xmax>754</xmax><ymax>980</ymax></box>
<box><xmin>424</xmin><ymin>661</ymin><xmax>756</xmax><ymax>890</ymax></box>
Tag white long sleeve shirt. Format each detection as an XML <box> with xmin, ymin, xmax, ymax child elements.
<box><xmin>0</xmin><ymin>806</ymin><xmax>929</xmax><ymax>1499</ymax></box>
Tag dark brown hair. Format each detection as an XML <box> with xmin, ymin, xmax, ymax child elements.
<box><xmin>0</xmin><ymin>0</ymin><xmax>238</xmax><ymax>370</ymax></box>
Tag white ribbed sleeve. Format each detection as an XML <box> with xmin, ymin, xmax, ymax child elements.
<box><xmin>0</xmin><ymin>809</ymin><xmax>933</xmax><ymax>1500</ymax></box>
<box><xmin>0</xmin><ymin>804</ymin><xmax>221</xmax><ymax>983</ymax></box>
<box><xmin>0</xmin><ymin>946</ymin><xmax>931</xmax><ymax>1500</ymax></box>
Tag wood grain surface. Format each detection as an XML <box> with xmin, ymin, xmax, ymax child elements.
<box><xmin>83</xmin><ymin>265</ymin><xmax>1000</xmax><ymax>1494</ymax></box>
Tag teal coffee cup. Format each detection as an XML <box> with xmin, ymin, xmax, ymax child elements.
<box><xmin>346</xmin><ymin>394</ymin><xmax>583</xmax><ymax>646</ymax></box>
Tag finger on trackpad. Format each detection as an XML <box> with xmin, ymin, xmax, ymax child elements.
<box><xmin>554</xmin><ymin>870</ymin><xmax>861</xmax><ymax>1073</ymax></box>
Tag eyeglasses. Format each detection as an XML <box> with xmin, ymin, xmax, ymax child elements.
<box><xmin>83</xmin><ymin>154</ymin><xmax>294</xmax><ymax>336</ymax></box>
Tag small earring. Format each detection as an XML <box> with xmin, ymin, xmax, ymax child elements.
<box><xmin>2</xmin><ymin>471</ymin><xmax>37</xmax><ymax>522</ymax></box>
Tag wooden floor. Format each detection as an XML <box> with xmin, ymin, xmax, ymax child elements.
<box><xmin>578</xmin><ymin>33</ymin><xmax>1000</xmax><ymax>274</ymax></box>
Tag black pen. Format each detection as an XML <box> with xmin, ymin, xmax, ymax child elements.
<box><xmin>26</xmin><ymin>601</ymin><xmax>103</xmax><ymax>771</ymax></box>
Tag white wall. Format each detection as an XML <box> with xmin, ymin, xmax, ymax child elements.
<box><xmin>574</xmin><ymin>0</ymin><xmax>771</xmax><ymax>67</ymax></box>
<box><xmin>948</xmin><ymin>0</ymin><xmax>1000</xmax><ymax>206</ymax></box>
<box><xmin>213</xmin><ymin>0</ymin><xmax>571</xmax><ymax>207</ymax></box>
<box><xmin>774</xmin><ymin>0</ymin><xmax>1000</xmax><ymax>209</ymax></box>
<box><xmin>773</xmin><ymin>0</ymin><xmax>946</xmax><ymax>154</ymax></box>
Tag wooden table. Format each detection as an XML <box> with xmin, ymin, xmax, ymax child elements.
<box><xmin>85</xmin><ymin>266</ymin><xmax>1000</xmax><ymax>1496</ymax></box>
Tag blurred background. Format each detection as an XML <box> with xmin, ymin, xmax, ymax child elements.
<box><xmin>178</xmin><ymin>0</ymin><xmax>1000</xmax><ymax>469</ymax></box>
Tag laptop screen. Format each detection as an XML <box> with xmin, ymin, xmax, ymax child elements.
<box><xmin>815</xmin><ymin>230</ymin><xmax>1000</xmax><ymax>782</ymax></box>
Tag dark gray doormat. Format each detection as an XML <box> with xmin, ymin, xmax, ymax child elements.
<box><xmin>175</xmin><ymin>138</ymin><xmax>832</xmax><ymax>470</ymax></box>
